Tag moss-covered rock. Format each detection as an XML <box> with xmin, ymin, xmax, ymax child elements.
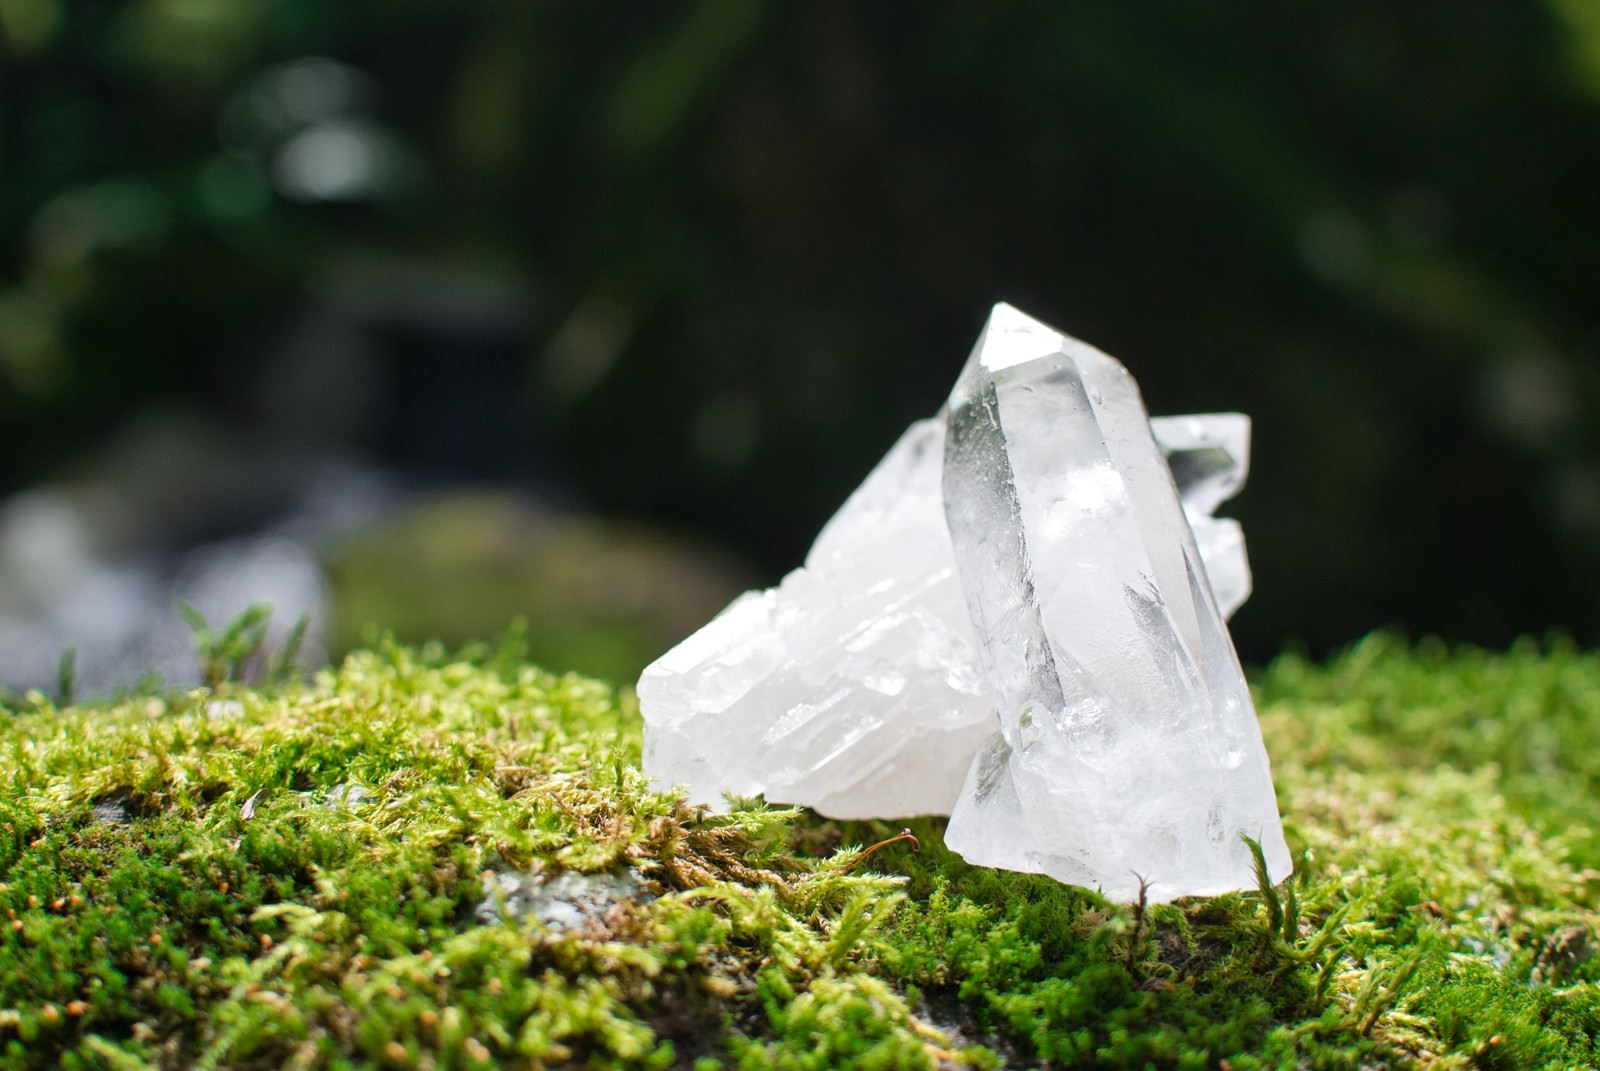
<box><xmin>0</xmin><ymin>633</ymin><xmax>1596</xmax><ymax>1069</ymax></box>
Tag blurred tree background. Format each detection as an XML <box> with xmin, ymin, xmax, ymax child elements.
<box><xmin>2</xmin><ymin>0</ymin><xmax>1599</xmax><ymax>682</ymax></box>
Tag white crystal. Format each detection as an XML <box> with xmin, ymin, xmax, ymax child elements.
<box><xmin>639</xmin><ymin>303</ymin><xmax>1288</xmax><ymax>901</ymax></box>
<box><xmin>640</xmin><ymin>416</ymin><xmax>993</xmax><ymax>819</ymax></box>
<box><xmin>940</xmin><ymin>304</ymin><xmax>1288</xmax><ymax>901</ymax></box>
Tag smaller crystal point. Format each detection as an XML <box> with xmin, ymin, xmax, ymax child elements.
<box><xmin>1150</xmin><ymin>413</ymin><xmax>1253</xmax><ymax>620</ymax></box>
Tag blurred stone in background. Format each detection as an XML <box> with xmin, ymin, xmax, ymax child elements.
<box><xmin>0</xmin><ymin>259</ymin><xmax>747</xmax><ymax>694</ymax></box>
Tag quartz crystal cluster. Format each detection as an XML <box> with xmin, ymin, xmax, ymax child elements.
<box><xmin>639</xmin><ymin>303</ymin><xmax>1290</xmax><ymax>901</ymax></box>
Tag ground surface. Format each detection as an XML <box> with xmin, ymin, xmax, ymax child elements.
<box><xmin>0</xmin><ymin>633</ymin><xmax>1596</xmax><ymax>1069</ymax></box>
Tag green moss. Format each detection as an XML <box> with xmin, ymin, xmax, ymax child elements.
<box><xmin>0</xmin><ymin>632</ymin><xmax>1596</xmax><ymax>1069</ymax></box>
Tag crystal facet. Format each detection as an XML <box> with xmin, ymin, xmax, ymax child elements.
<box><xmin>638</xmin><ymin>303</ymin><xmax>1289</xmax><ymax>900</ymax></box>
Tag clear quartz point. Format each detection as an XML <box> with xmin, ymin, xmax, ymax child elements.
<box><xmin>638</xmin><ymin>302</ymin><xmax>1289</xmax><ymax>900</ymax></box>
<box><xmin>940</xmin><ymin>304</ymin><xmax>1288</xmax><ymax>901</ymax></box>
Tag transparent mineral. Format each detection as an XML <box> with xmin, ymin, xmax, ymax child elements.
<box><xmin>639</xmin><ymin>302</ymin><xmax>1287</xmax><ymax>900</ymax></box>
<box><xmin>941</xmin><ymin>304</ymin><xmax>1288</xmax><ymax>901</ymax></box>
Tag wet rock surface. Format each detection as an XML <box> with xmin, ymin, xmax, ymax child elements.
<box><xmin>473</xmin><ymin>869</ymin><xmax>651</xmax><ymax>933</ymax></box>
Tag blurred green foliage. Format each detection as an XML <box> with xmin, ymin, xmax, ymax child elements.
<box><xmin>324</xmin><ymin>492</ymin><xmax>750</xmax><ymax>683</ymax></box>
<box><xmin>3</xmin><ymin>2</ymin><xmax>1599</xmax><ymax>658</ymax></box>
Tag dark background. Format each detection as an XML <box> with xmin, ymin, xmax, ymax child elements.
<box><xmin>3</xmin><ymin>1</ymin><xmax>1599</xmax><ymax>673</ymax></box>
